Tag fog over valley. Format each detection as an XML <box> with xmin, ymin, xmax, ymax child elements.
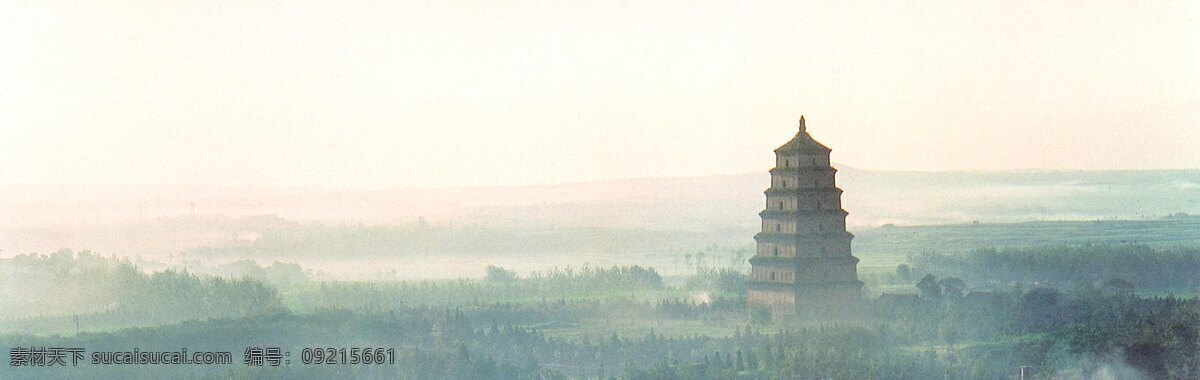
<box><xmin>3</xmin><ymin>168</ymin><xmax>1197</xmax><ymax>280</ymax></box>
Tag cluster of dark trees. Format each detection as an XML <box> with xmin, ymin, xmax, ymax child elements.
<box><xmin>202</xmin><ymin>259</ymin><xmax>311</xmax><ymax>288</ymax></box>
<box><xmin>0</xmin><ymin>250</ymin><xmax>284</xmax><ymax>333</ymax></box>
<box><xmin>654</xmin><ymin>297</ymin><xmax>743</xmax><ymax>321</ymax></box>
<box><xmin>909</xmin><ymin>243</ymin><xmax>1200</xmax><ymax>290</ymax></box>
<box><xmin>683</xmin><ymin>267</ymin><xmax>746</xmax><ymax>294</ymax></box>
<box><xmin>522</xmin><ymin>265</ymin><xmax>663</xmax><ymax>289</ymax></box>
<box><xmin>297</xmin><ymin>265</ymin><xmax>664</xmax><ymax>311</ymax></box>
<box><xmin>914</xmin><ymin>274</ymin><xmax>967</xmax><ymax>299</ymax></box>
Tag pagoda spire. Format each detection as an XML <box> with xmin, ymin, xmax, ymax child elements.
<box><xmin>798</xmin><ymin>115</ymin><xmax>806</xmax><ymax>133</ymax></box>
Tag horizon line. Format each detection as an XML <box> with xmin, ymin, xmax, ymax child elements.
<box><xmin>1</xmin><ymin>167</ymin><xmax>1197</xmax><ymax>192</ymax></box>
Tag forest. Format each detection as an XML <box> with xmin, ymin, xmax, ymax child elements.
<box><xmin>2</xmin><ymin>241</ymin><xmax>1198</xmax><ymax>379</ymax></box>
<box><xmin>908</xmin><ymin>244</ymin><xmax>1200</xmax><ymax>291</ymax></box>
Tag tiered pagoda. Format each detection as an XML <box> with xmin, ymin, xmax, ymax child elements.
<box><xmin>747</xmin><ymin>116</ymin><xmax>862</xmax><ymax>314</ymax></box>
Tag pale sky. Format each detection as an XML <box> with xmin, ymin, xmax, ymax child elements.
<box><xmin>2</xmin><ymin>0</ymin><xmax>1197</xmax><ymax>189</ymax></box>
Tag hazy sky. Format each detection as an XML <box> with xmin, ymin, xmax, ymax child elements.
<box><xmin>2</xmin><ymin>0</ymin><xmax>1197</xmax><ymax>188</ymax></box>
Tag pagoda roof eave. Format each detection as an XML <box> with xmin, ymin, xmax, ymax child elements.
<box><xmin>769</xmin><ymin>167</ymin><xmax>837</xmax><ymax>175</ymax></box>
<box><xmin>754</xmin><ymin>231</ymin><xmax>855</xmax><ymax>241</ymax></box>
<box><xmin>759</xmin><ymin>209</ymin><xmax>849</xmax><ymax>218</ymax></box>
<box><xmin>763</xmin><ymin>187</ymin><xmax>844</xmax><ymax>195</ymax></box>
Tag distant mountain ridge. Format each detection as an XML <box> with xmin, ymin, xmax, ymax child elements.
<box><xmin>0</xmin><ymin>169</ymin><xmax>1195</xmax><ymax>227</ymax></box>
<box><xmin>2</xmin><ymin>169</ymin><xmax>1197</xmax><ymax>230</ymax></box>
<box><xmin>3</xmin><ymin>169</ymin><xmax>1197</xmax><ymax>258</ymax></box>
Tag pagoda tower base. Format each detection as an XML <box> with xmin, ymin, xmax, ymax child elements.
<box><xmin>748</xmin><ymin>281</ymin><xmax>863</xmax><ymax>316</ymax></box>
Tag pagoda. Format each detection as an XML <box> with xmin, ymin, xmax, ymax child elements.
<box><xmin>747</xmin><ymin>116</ymin><xmax>862</xmax><ymax>315</ymax></box>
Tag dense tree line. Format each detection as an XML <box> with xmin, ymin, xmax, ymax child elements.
<box><xmin>683</xmin><ymin>267</ymin><xmax>746</xmax><ymax>294</ymax></box>
<box><xmin>0</xmin><ymin>250</ymin><xmax>284</xmax><ymax>333</ymax></box>
<box><xmin>294</xmin><ymin>265</ymin><xmax>663</xmax><ymax>311</ymax></box>
<box><xmin>7</xmin><ymin>278</ymin><xmax>1194</xmax><ymax>379</ymax></box>
<box><xmin>6</xmin><ymin>247</ymin><xmax>1199</xmax><ymax>379</ymax></box>
<box><xmin>910</xmin><ymin>243</ymin><xmax>1200</xmax><ymax>291</ymax></box>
